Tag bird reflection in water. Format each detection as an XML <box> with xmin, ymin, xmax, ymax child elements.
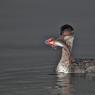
<box><xmin>52</xmin><ymin>73</ymin><xmax>75</xmax><ymax>95</ymax></box>
<box><xmin>51</xmin><ymin>73</ymin><xmax>95</xmax><ymax>95</ymax></box>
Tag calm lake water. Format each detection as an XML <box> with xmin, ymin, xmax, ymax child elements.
<box><xmin>0</xmin><ymin>48</ymin><xmax>95</xmax><ymax>95</ymax></box>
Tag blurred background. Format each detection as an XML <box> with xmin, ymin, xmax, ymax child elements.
<box><xmin>0</xmin><ymin>0</ymin><xmax>95</xmax><ymax>58</ymax></box>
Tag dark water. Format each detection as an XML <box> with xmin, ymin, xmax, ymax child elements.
<box><xmin>0</xmin><ymin>48</ymin><xmax>95</xmax><ymax>95</ymax></box>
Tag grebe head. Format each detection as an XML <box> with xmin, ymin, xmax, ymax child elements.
<box><xmin>60</xmin><ymin>24</ymin><xmax>74</xmax><ymax>40</ymax></box>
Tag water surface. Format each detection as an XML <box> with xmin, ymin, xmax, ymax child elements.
<box><xmin>0</xmin><ymin>48</ymin><xmax>95</xmax><ymax>95</ymax></box>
